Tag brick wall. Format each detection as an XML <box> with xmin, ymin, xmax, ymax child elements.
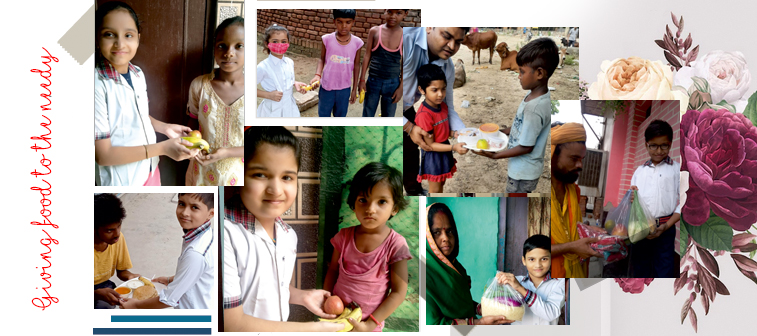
<box><xmin>257</xmin><ymin>9</ymin><xmax>421</xmax><ymax>57</ymax></box>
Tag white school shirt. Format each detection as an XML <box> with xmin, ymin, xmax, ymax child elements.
<box><xmin>512</xmin><ymin>274</ymin><xmax>565</xmax><ymax>325</ymax></box>
<box><xmin>256</xmin><ymin>54</ymin><xmax>300</xmax><ymax>117</ymax></box>
<box><xmin>223</xmin><ymin>209</ymin><xmax>297</xmax><ymax>321</ymax></box>
<box><xmin>630</xmin><ymin>156</ymin><xmax>682</xmax><ymax>218</ymax></box>
<box><xmin>159</xmin><ymin>221</ymin><xmax>214</xmax><ymax>309</ymax></box>
<box><xmin>94</xmin><ymin>60</ymin><xmax>159</xmax><ymax>186</ymax></box>
<box><xmin>402</xmin><ymin>27</ymin><xmax>465</xmax><ymax>131</ymax></box>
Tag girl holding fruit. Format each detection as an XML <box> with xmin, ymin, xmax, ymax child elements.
<box><xmin>185</xmin><ymin>16</ymin><xmax>246</xmax><ymax>186</ymax></box>
<box><xmin>94</xmin><ymin>2</ymin><xmax>199</xmax><ymax>186</ymax></box>
<box><xmin>256</xmin><ymin>24</ymin><xmax>309</xmax><ymax>117</ymax></box>
<box><xmin>324</xmin><ymin>162</ymin><xmax>412</xmax><ymax>331</ymax></box>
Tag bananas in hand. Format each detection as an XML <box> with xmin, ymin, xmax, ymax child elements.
<box><xmin>303</xmin><ymin>81</ymin><xmax>320</xmax><ymax>91</ymax></box>
<box><xmin>359</xmin><ymin>89</ymin><xmax>365</xmax><ymax>103</ymax></box>
<box><xmin>182</xmin><ymin>137</ymin><xmax>210</xmax><ymax>152</ymax></box>
<box><xmin>319</xmin><ymin>301</ymin><xmax>362</xmax><ymax>332</ymax></box>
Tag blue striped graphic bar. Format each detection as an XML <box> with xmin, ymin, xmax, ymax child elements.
<box><xmin>93</xmin><ymin>328</ymin><xmax>211</xmax><ymax>335</ymax></box>
<box><xmin>110</xmin><ymin>315</ymin><xmax>211</xmax><ymax>322</ymax></box>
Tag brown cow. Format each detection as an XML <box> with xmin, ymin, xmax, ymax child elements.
<box><xmin>495</xmin><ymin>42</ymin><xmax>518</xmax><ymax>72</ymax></box>
<box><xmin>462</xmin><ymin>31</ymin><xmax>498</xmax><ymax>65</ymax></box>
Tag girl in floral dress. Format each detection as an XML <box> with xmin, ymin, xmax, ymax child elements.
<box><xmin>185</xmin><ymin>16</ymin><xmax>245</xmax><ymax>186</ymax></box>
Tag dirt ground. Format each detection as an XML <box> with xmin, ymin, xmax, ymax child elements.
<box><xmin>256</xmin><ymin>45</ymin><xmax>402</xmax><ymax>117</ymax></box>
<box><xmin>417</xmin><ymin>32</ymin><xmax>578</xmax><ymax>194</ymax></box>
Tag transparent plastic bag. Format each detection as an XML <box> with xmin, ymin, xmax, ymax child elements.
<box><xmin>480</xmin><ymin>276</ymin><xmax>526</xmax><ymax>321</ymax></box>
<box><xmin>628</xmin><ymin>189</ymin><xmax>655</xmax><ymax>243</ymax></box>
<box><xmin>603</xmin><ymin>190</ymin><xmax>632</xmax><ymax>238</ymax></box>
<box><xmin>577</xmin><ymin>223</ymin><xmax>628</xmax><ymax>263</ymax></box>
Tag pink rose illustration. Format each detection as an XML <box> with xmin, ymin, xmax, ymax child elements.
<box><xmin>681</xmin><ymin>109</ymin><xmax>757</xmax><ymax>230</ymax></box>
<box><xmin>615</xmin><ymin>278</ymin><xmax>654</xmax><ymax>294</ymax></box>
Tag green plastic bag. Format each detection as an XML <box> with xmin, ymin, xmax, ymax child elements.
<box><xmin>628</xmin><ymin>190</ymin><xmax>655</xmax><ymax>243</ymax></box>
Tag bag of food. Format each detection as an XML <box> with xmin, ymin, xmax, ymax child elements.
<box><xmin>577</xmin><ymin>223</ymin><xmax>628</xmax><ymax>263</ymax></box>
<box><xmin>603</xmin><ymin>190</ymin><xmax>632</xmax><ymax>238</ymax></box>
<box><xmin>628</xmin><ymin>189</ymin><xmax>655</xmax><ymax>243</ymax></box>
<box><xmin>480</xmin><ymin>277</ymin><xmax>526</xmax><ymax>321</ymax></box>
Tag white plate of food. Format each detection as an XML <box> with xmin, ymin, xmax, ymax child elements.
<box><xmin>114</xmin><ymin>277</ymin><xmax>167</xmax><ymax>308</ymax></box>
<box><xmin>458</xmin><ymin>131</ymin><xmax>508</xmax><ymax>152</ymax></box>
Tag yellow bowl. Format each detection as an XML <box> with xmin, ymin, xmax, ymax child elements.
<box><xmin>115</xmin><ymin>287</ymin><xmax>132</xmax><ymax>295</ymax></box>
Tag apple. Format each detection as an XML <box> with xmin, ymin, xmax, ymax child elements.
<box><xmin>189</xmin><ymin>130</ymin><xmax>202</xmax><ymax>139</ymax></box>
<box><xmin>323</xmin><ymin>295</ymin><xmax>344</xmax><ymax>315</ymax></box>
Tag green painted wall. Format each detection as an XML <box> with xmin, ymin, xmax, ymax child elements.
<box><xmin>318</xmin><ymin>126</ymin><xmax>416</xmax><ymax>332</ymax></box>
<box><xmin>427</xmin><ymin>197</ymin><xmax>499</xmax><ymax>303</ymax></box>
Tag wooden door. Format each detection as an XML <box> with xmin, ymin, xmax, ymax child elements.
<box><xmin>96</xmin><ymin>0</ymin><xmax>216</xmax><ymax>185</ymax></box>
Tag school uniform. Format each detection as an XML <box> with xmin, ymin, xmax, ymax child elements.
<box><xmin>629</xmin><ymin>156</ymin><xmax>681</xmax><ymax>278</ymax></box>
<box><xmin>94</xmin><ymin>59</ymin><xmax>159</xmax><ymax>186</ymax></box>
<box><xmin>257</xmin><ymin>54</ymin><xmax>299</xmax><ymax>117</ymax></box>
<box><xmin>512</xmin><ymin>273</ymin><xmax>565</xmax><ymax>325</ymax></box>
<box><xmin>158</xmin><ymin>221</ymin><xmax>214</xmax><ymax>309</ymax></box>
<box><xmin>222</xmin><ymin>196</ymin><xmax>297</xmax><ymax>321</ymax></box>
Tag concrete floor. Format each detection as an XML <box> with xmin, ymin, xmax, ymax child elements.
<box><xmin>109</xmin><ymin>193</ymin><xmax>183</xmax><ymax>287</ymax></box>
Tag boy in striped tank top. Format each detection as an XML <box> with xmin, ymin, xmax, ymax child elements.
<box><xmin>358</xmin><ymin>10</ymin><xmax>407</xmax><ymax>117</ymax></box>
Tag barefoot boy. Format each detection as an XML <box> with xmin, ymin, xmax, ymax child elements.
<box><xmin>474</xmin><ymin>38</ymin><xmax>559</xmax><ymax>193</ymax></box>
<box><xmin>496</xmin><ymin>234</ymin><xmax>565</xmax><ymax>325</ymax></box>
<box><xmin>358</xmin><ymin>9</ymin><xmax>407</xmax><ymax>117</ymax></box>
<box><xmin>120</xmin><ymin>193</ymin><xmax>215</xmax><ymax>309</ymax></box>
<box><xmin>94</xmin><ymin>193</ymin><xmax>140</xmax><ymax>309</ymax></box>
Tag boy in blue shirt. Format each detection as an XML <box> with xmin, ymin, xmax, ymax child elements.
<box><xmin>475</xmin><ymin>38</ymin><xmax>559</xmax><ymax>193</ymax></box>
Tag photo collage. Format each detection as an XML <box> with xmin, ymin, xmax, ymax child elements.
<box><xmin>92</xmin><ymin>2</ymin><xmax>757</xmax><ymax>334</ymax></box>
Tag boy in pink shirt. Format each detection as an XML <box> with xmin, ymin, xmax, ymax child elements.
<box><xmin>311</xmin><ymin>9</ymin><xmax>364</xmax><ymax>117</ymax></box>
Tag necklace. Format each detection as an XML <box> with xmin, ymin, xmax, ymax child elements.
<box><xmin>336</xmin><ymin>34</ymin><xmax>351</xmax><ymax>44</ymax></box>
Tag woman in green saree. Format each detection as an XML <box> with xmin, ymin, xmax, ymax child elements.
<box><xmin>425</xmin><ymin>203</ymin><xmax>511</xmax><ymax>325</ymax></box>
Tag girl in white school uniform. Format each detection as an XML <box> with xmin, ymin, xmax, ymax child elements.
<box><xmin>94</xmin><ymin>2</ymin><xmax>198</xmax><ymax>186</ymax></box>
<box><xmin>256</xmin><ymin>25</ymin><xmax>308</xmax><ymax>117</ymax></box>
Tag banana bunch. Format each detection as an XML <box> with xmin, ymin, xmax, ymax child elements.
<box><xmin>359</xmin><ymin>89</ymin><xmax>365</xmax><ymax>103</ymax></box>
<box><xmin>319</xmin><ymin>301</ymin><xmax>362</xmax><ymax>332</ymax></box>
<box><xmin>303</xmin><ymin>81</ymin><xmax>320</xmax><ymax>91</ymax></box>
<box><xmin>182</xmin><ymin>137</ymin><xmax>210</xmax><ymax>152</ymax></box>
<box><xmin>138</xmin><ymin>276</ymin><xmax>155</xmax><ymax>288</ymax></box>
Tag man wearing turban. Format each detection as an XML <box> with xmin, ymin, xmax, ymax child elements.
<box><xmin>550</xmin><ymin>123</ymin><xmax>602</xmax><ymax>278</ymax></box>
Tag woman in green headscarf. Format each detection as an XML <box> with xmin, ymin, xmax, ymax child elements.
<box><xmin>425</xmin><ymin>203</ymin><xmax>511</xmax><ymax>325</ymax></box>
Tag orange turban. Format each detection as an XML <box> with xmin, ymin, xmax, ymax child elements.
<box><xmin>551</xmin><ymin>123</ymin><xmax>586</xmax><ymax>158</ymax></box>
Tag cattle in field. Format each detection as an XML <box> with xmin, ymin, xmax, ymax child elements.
<box><xmin>454</xmin><ymin>59</ymin><xmax>466</xmax><ymax>88</ymax></box>
<box><xmin>462</xmin><ymin>31</ymin><xmax>498</xmax><ymax>65</ymax></box>
<box><xmin>561</xmin><ymin>37</ymin><xmax>579</xmax><ymax>47</ymax></box>
<box><xmin>495</xmin><ymin>42</ymin><xmax>518</xmax><ymax>72</ymax></box>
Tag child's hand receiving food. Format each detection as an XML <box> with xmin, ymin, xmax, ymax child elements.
<box><xmin>453</xmin><ymin>142</ymin><xmax>469</xmax><ymax>155</ymax></box>
<box><xmin>294</xmin><ymin>82</ymin><xmax>308</xmax><ymax>94</ymax></box>
<box><xmin>302</xmin><ymin>289</ymin><xmax>339</xmax><ymax>319</ymax></box>
<box><xmin>95</xmin><ymin>288</ymin><xmax>121</xmax><ymax>306</ymax></box>
<box><xmin>500</xmin><ymin>126</ymin><xmax>511</xmax><ymax>136</ymax></box>
<box><xmin>119</xmin><ymin>297</ymin><xmax>137</xmax><ymax>309</ymax></box>
<box><xmin>347</xmin><ymin>317</ymin><xmax>375</xmax><ymax>332</ymax></box>
<box><xmin>495</xmin><ymin>272</ymin><xmax>525</xmax><ymax>293</ymax></box>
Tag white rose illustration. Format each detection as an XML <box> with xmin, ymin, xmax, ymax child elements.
<box><xmin>674</xmin><ymin>50</ymin><xmax>751</xmax><ymax>112</ymax></box>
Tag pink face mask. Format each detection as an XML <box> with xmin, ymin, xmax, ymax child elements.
<box><xmin>268</xmin><ymin>43</ymin><xmax>289</xmax><ymax>54</ymax></box>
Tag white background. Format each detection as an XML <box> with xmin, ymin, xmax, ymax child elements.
<box><xmin>5</xmin><ymin>0</ymin><xmax>757</xmax><ymax>335</ymax></box>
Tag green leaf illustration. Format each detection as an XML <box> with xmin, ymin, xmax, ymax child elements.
<box><xmin>680</xmin><ymin>220</ymin><xmax>689</xmax><ymax>256</ymax></box>
<box><xmin>682</xmin><ymin>211</ymin><xmax>733</xmax><ymax>251</ymax></box>
<box><xmin>690</xmin><ymin>76</ymin><xmax>710</xmax><ymax>94</ymax></box>
<box><xmin>743</xmin><ymin>91</ymin><xmax>757</xmax><ymax>127</ymax></box>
